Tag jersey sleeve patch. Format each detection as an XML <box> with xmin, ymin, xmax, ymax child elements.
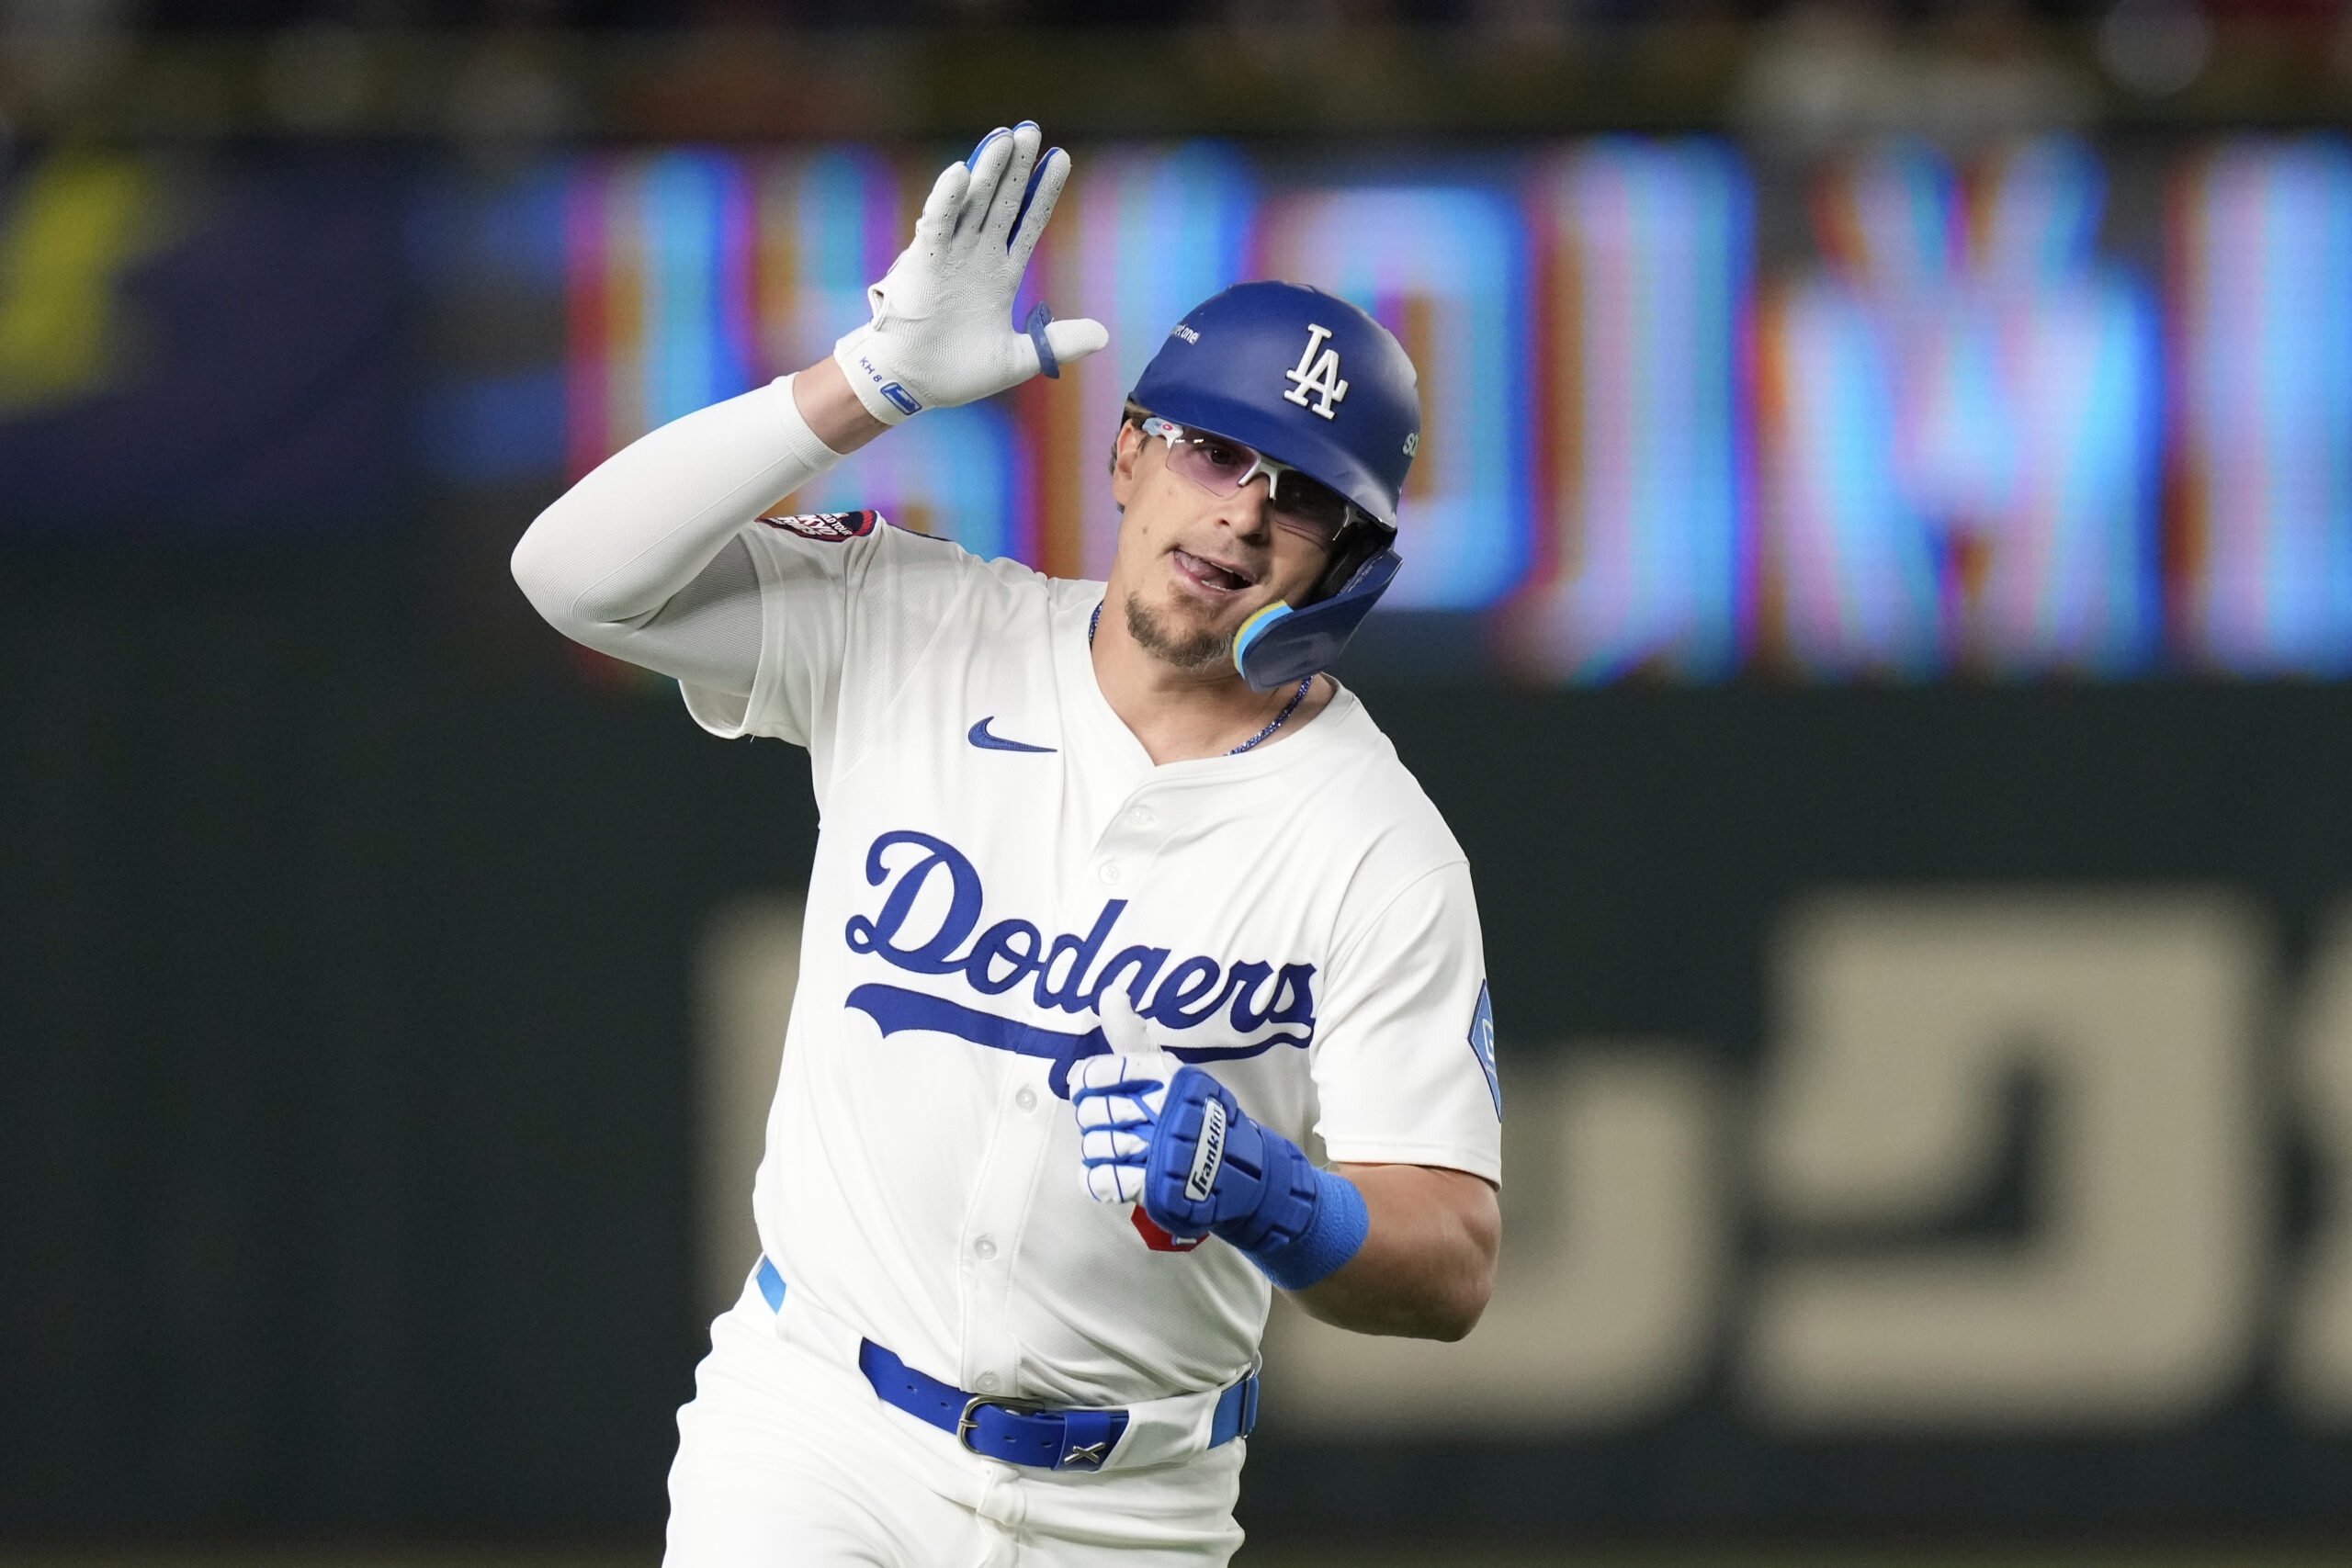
<box><xmin>1467</xmin><ymin>981</ymin><xmax>1499</xmax><ymax>1118</ymax></box>
<box><xmin>757</xmin><ymin>509</ymin><xmax>878</xmax><ymax>542</ymax></box>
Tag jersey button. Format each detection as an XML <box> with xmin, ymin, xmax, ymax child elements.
<box><xmin>1098</xmin><ymin>863</ymin><xmax>1122</xmax><ymax>885</ymax></box>
<box><xmin>974</xmin><ymin>1236</ymin><xmax>998</xmax><ymax>1260</ymax></box>
<box><xmin>975</xmin><ymin>1371</ymin><xmax>1000</xmax><ymax>1393</ymax></box>
<box><xmin>1014</xmin><ymin>1086</ymin><xmax>1038</xmax><ymax>1111</ymax></box>
<box><xmin>1127</xmin><ymin>806</ymin><xmax>1157</xmax><ymax>828</ymax></box>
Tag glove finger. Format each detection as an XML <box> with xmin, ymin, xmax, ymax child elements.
<box><xmin>1006</xmin><ymin>145</ymin><xmax>1070</xmax><ymax>265</ymax></box>
<box><xmin>1070</xmin><ymin>1053</ymin><xmax>1149</xmax><ymax>1097</ymax></box>
<box><xmin>1042</xmin><ymin>317</ymin><xmax>1110</xmax><ymax>367</ymax></box>
<box><xmin>1010</xmin><ymin>147</ymin><xmax>1060</xmax><ymax>251</ymax></box>
<box><xmin>1081</xmin><ymin>1162</ymin><xmax>1147</xmax><ymax>1205</ymax></box>
<box><xmin>981</xmin><ymin>122</ymin><xmax>1044</xmax><ymax>248</ymax></box>
<box><xmin>958</xmin><ymin>126</ymin><xmax>1016</xmax><ymax>241</ymax></box>
<box><xmin>1075</xmin><ymin>1094</ymin><xmax>1149</xmax><ymax>1133</ymax></box>
<box><xmin>1103</xmin><ymin>1049</ymin><xmax>1172</xmax><ymax>1100</ymax></box>
<box><xmin>963</xmin><ymin>123</ymin><xmax>1011</xmax><ymax>172</ymax></box>
<box><xmin>1080</xmin><ymin>1129</ymin><xmax>1150</xmax><ymax>1164</ymax></box>
<box><xmin>1078</xmin><ymin>1104</ymin><xmax>1150</xmax><ymax>1135</ymax></box>
<box><xmin>1076</xmin><ymin>1062</ymin><xmax>1166</xmax><ymax>1100</ymax></box>
<box><xmin>916</xmin><ymin>160</ymin><xmax>967</xmax><ymax>247</ymax></box>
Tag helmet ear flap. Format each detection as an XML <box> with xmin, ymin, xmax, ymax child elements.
<box><xmin>1310</xmin><ymin>522</ymin><xmax>1396</xmax><ymax>607</ymax></box>
<box><xmin>1233</xmin><ymin>547</ymin><xmax>1404</xmax><ymax>691</ymax></box>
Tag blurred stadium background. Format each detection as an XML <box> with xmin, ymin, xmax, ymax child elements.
<box><xmin>9</xmin><ymin>0</ymin><xmax>2352</xmax><ymax>1561</ymax></box>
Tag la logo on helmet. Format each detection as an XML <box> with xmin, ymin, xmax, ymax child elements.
<box><xmin>1281</xmin><ymin>323</ymin><xmax>1350</xmax><ymax>420</ymax></box>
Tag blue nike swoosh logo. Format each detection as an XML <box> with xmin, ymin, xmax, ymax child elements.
<box><xmin>967</xmin><ymin>717</ymin><xmax>1056</xmax><ymax>753</ymax></box>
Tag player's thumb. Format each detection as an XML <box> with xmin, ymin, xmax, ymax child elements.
<box><xmin>1043</xmin><ymin>317</ymin><xmax>1109</xmax><ymax>367</ymax></box>
<box><xmin>1096</xmin><ymin>985</ymin><xmax>1153</xmax><ymax>1056</ymax></box>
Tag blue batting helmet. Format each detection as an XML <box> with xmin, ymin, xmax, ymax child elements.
<box><xmin>1127</xmin><ymin>281</ymin><xmax>1420</xmax><ymax>691</ymax></box>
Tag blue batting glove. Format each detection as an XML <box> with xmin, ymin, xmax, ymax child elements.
<box><xmin>1070</xmin><ymin>1047</ymin><xmax>1370</xmax><ymax>1292</ymax></box>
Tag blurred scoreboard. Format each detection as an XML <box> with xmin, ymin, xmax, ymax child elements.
<box><xmin>6</xmin><ymin>134</ymin><xmax>2351</xmax><ymax>682</ymax></box>
<box><xmin>426</xmin><ymin>133</ymin><xmax>2352</xmax><ymax>682</ymax></box>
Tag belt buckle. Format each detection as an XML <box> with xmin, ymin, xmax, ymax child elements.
<box><xmin>956</xmin><ymin>1393</ymin><xmax>1046</xmax><ymax>1454</ymax></box>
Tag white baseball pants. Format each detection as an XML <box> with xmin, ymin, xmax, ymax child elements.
<box><xmin>663</xmin><ymin>1272</ymin><xmax>1248</xmax><ymax>1568</ymax></box>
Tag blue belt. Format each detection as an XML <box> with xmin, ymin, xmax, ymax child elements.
<box><xmin>755</xmin><ymin>1256</ymin><xmax>1259</xmax><ymax>1472</ymax></box>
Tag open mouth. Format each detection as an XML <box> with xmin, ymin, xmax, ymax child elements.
<box><xmin>1170</xmin><ymin>547</ymin><xmax>1256</xmax><ymax>595</ymax></box>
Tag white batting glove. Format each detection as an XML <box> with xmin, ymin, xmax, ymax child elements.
<box><xmin>832</xmin><ymin>122</ymin><xmax>1110</xmax><ymax>426</ymax></box>
<box><xmin>1071</xmin><ymin>987</ymin><xmax>1178</xmax><ymax>1205</ymax></box>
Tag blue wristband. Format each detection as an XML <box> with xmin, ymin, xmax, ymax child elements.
<box><xmin>1244</xmin><ymin>1167</ymin><xmax>1370</xmax><ymax>1292</ymax></box>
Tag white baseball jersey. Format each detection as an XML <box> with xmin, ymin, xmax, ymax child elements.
<box><xmin>682</xmin><ymin>509</ymin><xmax>1501</xmax><ymax>1411</ymax></box>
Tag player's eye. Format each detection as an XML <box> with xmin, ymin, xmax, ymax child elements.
<box><xmin>1270</xmin><ymin>476</ymin><xmax>1351</xmax><ymax>547</ymax></box>
<box><xmin>1189</xmin><ymin>438</ymin><xmax>1253</xmax><ymax>479</ymax></box>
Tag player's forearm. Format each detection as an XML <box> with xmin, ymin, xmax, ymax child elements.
<box><xmin>509</xmin><ymin>368</ymin><xmax>865</xmax><ymax>638</ymax></box>
<box><xmin>1289</xmin><ymin>1164</ymin><xmax>1500</xmax><ymax>1341</ymax></box>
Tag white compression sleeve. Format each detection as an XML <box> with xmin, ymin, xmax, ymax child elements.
<box><xmin>633</xmin><ymin>536</ymin><xmax>763</xmax><ymax>698</ymax></box>
<box><xmin>510</xmin><ymin>375</ymin><xmax>845</xmax><ymax>695</ymax></box>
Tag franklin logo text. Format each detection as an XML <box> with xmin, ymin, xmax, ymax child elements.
<box><xmin>1185</xmin><ymin>1097</ymin><xmax>1228</xmax><ymax>1202</ymax></box>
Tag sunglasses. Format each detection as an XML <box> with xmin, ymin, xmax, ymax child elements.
<box><xmin>1137</xmin><ymin>416</ymin><xmax>1365</xmax><ymax>548</ymax></box>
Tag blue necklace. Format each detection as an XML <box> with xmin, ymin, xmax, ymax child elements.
<box><xmin>1090</xmin><ymin>602</ymin><xmax>1314</xmax><ymax>757</ymax></box>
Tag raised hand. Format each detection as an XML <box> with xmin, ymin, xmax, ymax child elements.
<box><xmin>832</xmin><ymin>121</ymin><xmax>1110</xmax><ymax>425</ymax></box>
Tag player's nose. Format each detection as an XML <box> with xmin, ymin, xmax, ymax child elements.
<box><xmin>1210</xmin><ymin>477</ymin><xmax>1277</xmax><ymax>546</ymax></box>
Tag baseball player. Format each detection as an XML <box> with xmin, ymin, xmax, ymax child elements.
<box><xmin>512</xmin><ymin>122</ymin><xmax>1501</xmax><ymax>1566</ymax></box>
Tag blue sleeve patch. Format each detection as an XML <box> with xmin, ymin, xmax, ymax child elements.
<box><xmin>1468</xmin><ymin>981</ymin><xmax>1499</xmax><ymax>1117</ymax></box>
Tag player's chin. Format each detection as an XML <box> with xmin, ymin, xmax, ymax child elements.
<box><xmin>1127</xmin><ymin>584</ymin><xmax>1252</xmax><ymax>672</ymax></box>
<box><xmin>1151</xmin><ymin>579</ymin><xmax>1266</xmax><ymax>645</ymax></box>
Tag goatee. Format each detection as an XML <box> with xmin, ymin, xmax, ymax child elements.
<box><xmin>1125</xmin><ymin>594</ymin><xmax>1230</xmax><ymax>671</ymax></box>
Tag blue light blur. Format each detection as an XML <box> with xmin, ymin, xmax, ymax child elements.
<box><xmin>2177</xmin><ymin>137</ymin><xmax>2352</xmax><ymax>676</ymax></box>
<box><xmin>1064</xmin><ymin>142</ymin><xmax>1258</xmax><ymax>578</ymax></box>
<box><xmin>374</xmin><ymin>136</ymin><xmax>2352</xmax><ymax>683</ymax></box>
<box><xmin>1513</xmin><ymin>139</ymin><xmax>1752</xmax><ymax>682</ymax></box>
<box><xmin>638</xmin><ymin>150</ymin><xmax>756</xmax><ymax>432</ymax></box>
<box><xmin>1759</xmin><ymin>140</ymin><xmax>2159</xmax><ymax>677</ymax></box>
<box><xmin>1258</xmin><ymin>179</ymin><xmax>1533</xmax><ymax>610</ymax></box>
